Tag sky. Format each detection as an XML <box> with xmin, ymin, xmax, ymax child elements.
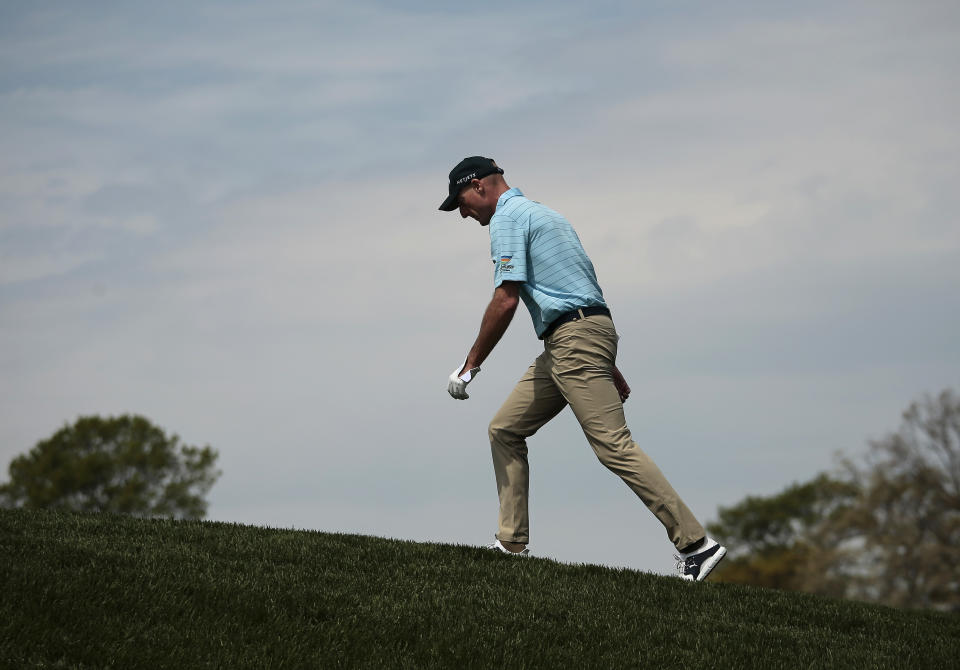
<box><xmin>1</xmin><ymin>1</ymin><xmax>958</xmax><ymax>574</ymax></box>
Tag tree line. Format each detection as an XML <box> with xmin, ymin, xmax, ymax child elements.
<box><xmin>708</xmin><ymin>388</ymin><xmax>959</xmax><ymax>611</ymax></box>
<box><xmin>2</xmin><ymin>391</ymin><xmax>957</xmax><ymax>611</ymax></box>
<box><xmin>0</xmin><ymin>414</ymin><xmax>220</xmax><ymax>520</ymax></box>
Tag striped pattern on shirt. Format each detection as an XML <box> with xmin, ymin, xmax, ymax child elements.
<box><xmin>489</xmin><ymin>188</ymin><xmax>606</xmax><ymax>337</ymax></box>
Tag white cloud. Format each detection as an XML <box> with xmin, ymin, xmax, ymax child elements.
<box><xmin>0</xmin><ymin>250</ymin><xmax>98</xmax><ymax>285</ymax></box>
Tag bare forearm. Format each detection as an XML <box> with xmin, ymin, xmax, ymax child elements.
<box><xmin>464</xmin><ymin>287</ymin><xmax>519</xmax><ymax>371</ymax></box>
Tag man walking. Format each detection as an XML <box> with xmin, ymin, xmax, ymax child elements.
<box><xmin>440</xmin><ymin>156</ymin><xmax>726</xmax><ymax>581</ymax></box>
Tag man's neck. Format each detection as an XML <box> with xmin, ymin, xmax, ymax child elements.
<box><xmin>492</xmin><ymin>183</ymin><xmax>512</xmax><ymax>206</ymax></box>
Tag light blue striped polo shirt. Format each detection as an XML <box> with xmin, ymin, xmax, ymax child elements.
<box><xmin>489</xmin><ymin>188</ymin><xmax>606</xmax><ymax>338</ymax></box>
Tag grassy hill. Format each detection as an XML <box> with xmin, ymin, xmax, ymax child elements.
<box><xmin>1</xmin><ymin>509</ymin><xmax>957</xmax><ymax>669</ymax></box>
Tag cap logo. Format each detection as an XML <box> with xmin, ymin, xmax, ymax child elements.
<box><xmin>456</xmin><ymin>172</ymin><xmax>477</xmax><ymax>185</ymax></box>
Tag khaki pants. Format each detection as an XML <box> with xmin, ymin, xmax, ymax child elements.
<box><xmin>488</xmin><ymin>314</ymin><xmax>705</xmax><ymax>549</ymax></box>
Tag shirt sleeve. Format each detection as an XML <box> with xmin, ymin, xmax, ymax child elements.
<box><xmin>490</xmin><ymin>213</ymin><xmax>528</xmax><ymax>287</ymax></box>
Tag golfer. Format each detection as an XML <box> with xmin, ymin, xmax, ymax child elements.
<box><xmin>440</xmin><ymin>156</ymin><xmax>726</xmax><ymax>581</ymax></box>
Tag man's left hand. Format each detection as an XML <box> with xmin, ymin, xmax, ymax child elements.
<box><xmin>448</xmin><ymin>360</ymin><xmax>481</xmax><ymax>400</ymax></box>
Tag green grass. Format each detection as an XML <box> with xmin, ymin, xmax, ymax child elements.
<box><xmin>1</xmin><ymin>509</ymin><xmax>957</xmax><ymax>669</ymax></box>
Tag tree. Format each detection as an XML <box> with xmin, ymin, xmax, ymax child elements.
<box><xmin>833</xmin><ymin>389</ymin><xmax>960</xmax><ymax>610</ymax></box>
<box><xmin>0</xmin><ymin>414</ymin><xmax>221</xmax><ymax>520</ymax></box>
<box><xmin>707</xmin><ymin>388</ymin><xmax>960</xmax><ymax>611</ymax></box>
<box><xmin>706</xmin><ymin>474</ymin><xmax>858</xmax><ymax>597</ymax></box>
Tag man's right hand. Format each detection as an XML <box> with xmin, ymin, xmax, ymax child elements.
<box><xmin>612</xmin><ymin>365</ymin><xmax>631</xmax><ymax>403</ymax></box>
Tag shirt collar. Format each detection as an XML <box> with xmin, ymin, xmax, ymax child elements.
<box><xmin>496</xmin><ymin>187</ymin><xmax>523</xmax><ymax>210</ymax></box>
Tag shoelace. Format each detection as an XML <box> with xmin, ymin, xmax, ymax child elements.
<box><xmin>674</xmin><ymin>554</ymin><xmax>695</xmax><ymax>575</ymax></box>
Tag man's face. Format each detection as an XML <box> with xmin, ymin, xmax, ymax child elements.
<box><xmin>457</xmin><ymin>179</ymin><xmax>495</xmax><ymax>226</ymax></box>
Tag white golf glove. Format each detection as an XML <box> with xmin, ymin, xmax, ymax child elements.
<box><xmin>448</xmin><ymin>359</ymin><xmax>481</xmax><ymax>400</ymax></box>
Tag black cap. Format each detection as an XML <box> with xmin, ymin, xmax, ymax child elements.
<box><xmin>438</xmin><ymin>156</ymin><xmax>504</xmax><ymax>211</ymax></box>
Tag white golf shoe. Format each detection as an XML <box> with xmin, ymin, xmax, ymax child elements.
<box><xmin>486</xmin><ymin>539</ymin><xmax>530</xmax><ymax>556</ymax></box>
